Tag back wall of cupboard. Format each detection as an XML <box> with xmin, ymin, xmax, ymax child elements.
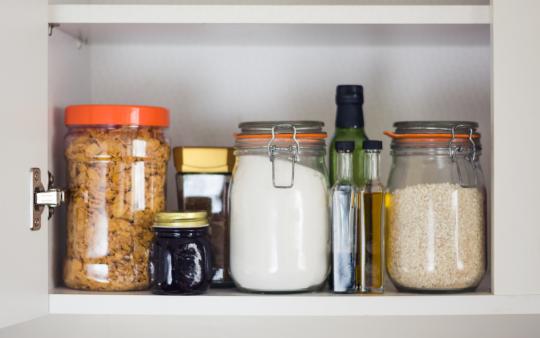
<box><xmin>48</xmin><ymin>23</ymin><xmax>491</xmax><ymax>290</ymax></box>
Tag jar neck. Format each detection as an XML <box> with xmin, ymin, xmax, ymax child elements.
<box><xmin>391</xmin><ymin>146</ymin><xmax>481</xmax><ymax>159</ymax></box>
<box><xmin>235</xmin><ymin>138</ymin><xmax>326</xmax><ymax>157</ymax></box>
<box><xmin>391</xmin><ymin>138</ymin><xmax>481</xmax><ymax>156</ymax></box>
<box><xmin>335</xmin><ymin>151</ymin><xmax>353</xmax><ymax>184</ymax></box>
<box><xmin>154</xmin><ymin>227</ymin><xmax>209</xmax><ymax>238</ymax></box>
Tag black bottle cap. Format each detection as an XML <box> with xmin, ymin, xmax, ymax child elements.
<box><xmin>335</xmin><ymin>85</ymin><xmax>365</xmax><ymax>128</ymax></box>
<box><xmin>363</xmin><ymin>140</ymin><xmax>383</xmax><ymax>150</ymax></box>
<box><xmin>335</xmin><ymin>141</ymin><xmax>355</xmax><ymax>152</ymax></box>
<box><xmin>336</xmin><ymin>85</ymin><xmax>364</xmax><ymax>105</ymax></box>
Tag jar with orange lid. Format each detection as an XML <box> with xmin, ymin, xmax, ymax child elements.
<box><xmin>384</xmin><ymin>121</ymin><xmax>487</xmax><ymax>293</ymax></box>
<box><xmin>230</xmin><ymin>121</ymin><xmax>330</xmax><ymax>293</ymax></box>
<box><xmin>63</xmin><ymin>105</ymin><xmax>170</xmax><ymax>291</ymax></box>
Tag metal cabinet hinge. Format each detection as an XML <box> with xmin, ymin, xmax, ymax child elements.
<box><xmin>48</xmin><ymin>23</ymin><xmax>59</xmax><ymax>37</ymax></box>
<box><xmin>31</xmin><ymin>168</ymin><xmax>65</xmax><ymax>231</ymax></box>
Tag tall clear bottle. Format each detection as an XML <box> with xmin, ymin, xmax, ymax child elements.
<box><xmin>331</xmin><ymin>141</ymin><xmax>358</xmax><ymax>293</ymax></box>
<box><xmin>330</xmin><ymin>85</ymin><xmax>368</xmax><ymax>186</ymax></box>
<box><xmin>357</xmin><ymin>140</ymin><xmax>384</xmax><ymax>293</ymax></box>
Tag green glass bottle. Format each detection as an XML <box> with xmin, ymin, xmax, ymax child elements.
<box><xmin>330</xmin><ymin>85</ymin><xmax>368</xmax><ymax>186</ymax></box>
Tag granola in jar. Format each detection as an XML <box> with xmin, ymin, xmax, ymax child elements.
<box><xmin>63</xmin><ymin>105</ymin><xmax>170</xmax><ymax>291</ymax></box>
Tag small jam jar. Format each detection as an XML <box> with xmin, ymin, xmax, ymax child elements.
<box><xmin>149</xmin><ymin>212</ymin><xmax>213</xmax><ymax>295</ymax></box>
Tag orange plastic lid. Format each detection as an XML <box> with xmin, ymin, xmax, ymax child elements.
<box><xmin>65</xmin><ymin>105</ymin><xmax>169</xmax><ymax>127</ymax></box>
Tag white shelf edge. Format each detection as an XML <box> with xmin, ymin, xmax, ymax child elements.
<box><xmin>49</xmin><ymin>290</ymin><xmax>540</xmax><ymax>316</ymax></box>
<box><xmin>48</xmin><ymin>4</ymin><xmax>490</xmax><ymax>25</ymax></box>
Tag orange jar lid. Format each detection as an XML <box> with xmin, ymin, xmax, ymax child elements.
<box><xmin>65</xmin><ymin>105</ymin><xmax>169</xmax><ymax>127</ymax></box>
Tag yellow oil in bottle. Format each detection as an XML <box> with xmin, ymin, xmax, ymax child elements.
<box><xmin>356</xmin><ymin>191</ymin><xmax>384</xmax><ymax>293</ymax></box>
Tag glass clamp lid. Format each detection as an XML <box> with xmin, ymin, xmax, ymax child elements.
<box><xmin>385</xmin><ymin>121</ymin><xmax>481</xmax><ymax>162</ymax></box>
<box><xmin>385</xmin><ymin>121</ymin><xmax>483</xmax><ymax>188</ymax></box>
<box><xmin>235</xmin><ymin>121</ymin><xmax>327</xmax><ymax>189</ymax></box>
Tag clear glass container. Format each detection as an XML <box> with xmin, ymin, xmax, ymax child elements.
<box><xmin>385</xmin><ymin>121</ymin><xmax>487</xmax><ymax>293</ymax></box>
<box><xmin>330</xmin><ymin>141</ymin><xmax>358</xmax><ymax>294</ymax></box>
<box><xmin>63</xmin><ymin>105</ymin><xmax>170</xmax><ymax>291</ymax></box>
<box><xmin>357</xmin><ymin>140</ymin><xmax>385</xmax><ymax>293</ymax></box>
<box><xmin>149</xmin><ymin>212</ymin><xmax>213</xmax><ymax>295</ymax></box>
<box><xmin>173</xmin><ymin>147</ymin><xmax>234</xmax><ymax>287</ymax></box>
<box><xmin>230</xmin><ymin>121</ymin><xmax>330</xmax><ymax>293</ymax></box>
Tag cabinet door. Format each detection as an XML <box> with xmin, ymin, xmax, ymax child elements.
<box><xmin>0</xmin><ymin>0</ymin><xmax>48</xmax><ymax>328</ymax></box>
<box><xmin>492</xmin><ymin>0</ymin><xmax>540</xmax><ymax>294</ymax></box>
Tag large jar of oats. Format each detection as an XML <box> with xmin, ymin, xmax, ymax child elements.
<box><xmin>63</xmin><ymin>105</ymin><xmax>170</xmax><ymax>291</ymax></box>
<box><xmin>384</xmin><ymin>121</ymin><xmax>487</xmax><ymax>293</ymax></box>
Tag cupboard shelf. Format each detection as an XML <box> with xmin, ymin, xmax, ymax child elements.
<box><xmin>49</xmin><ymin>288</ymin><xmax>540</xmax><ymax>316</ymax></box>
<box><xmin>48</xmin><ymin>4</ymin><xmax>490</xmax><ymax>24</ymax></box>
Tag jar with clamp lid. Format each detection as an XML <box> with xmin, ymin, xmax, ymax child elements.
<box><xmin>384</xmin><ymin>121</ymin><xmax>487</xmax><ymax>293</ymax></box>
<box><xmin>230</xmin><ymin>121</ymin><xmax>330</xmax><ymax>293</ymax></box>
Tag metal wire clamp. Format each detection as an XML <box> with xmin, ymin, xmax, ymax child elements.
<box><xmin>267</xmin><ymin>124</ymin><xmax>300</xmax><ymax>189</ymax></box>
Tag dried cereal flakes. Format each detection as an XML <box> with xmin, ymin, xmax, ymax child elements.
<box><xmin>63</xmin><ymin>126</ymin><xmax>169</xmax><ymax>291</ymax></box>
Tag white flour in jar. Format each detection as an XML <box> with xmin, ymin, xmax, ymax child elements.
<box><xmin>230</xmin><ymin>155</ymin><xmax>330</xmax><ymax>292</ymax></box>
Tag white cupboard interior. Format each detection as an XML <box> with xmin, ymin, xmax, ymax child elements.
<box><xmin>47</xmin><ymin>0</ymin><xmax>496</xmax><ymax>315</ymax></box>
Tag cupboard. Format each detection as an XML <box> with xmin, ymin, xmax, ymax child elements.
<box><xmin>1</xmin><ymin>0</ymin><xmax>540</xmax><ymax>334</ymax></box>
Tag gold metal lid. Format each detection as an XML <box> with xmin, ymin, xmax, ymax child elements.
<box><xmin>153</xmin><ymin>211</ymin><xmax>209</xmax><ymax>228</ymax></box>
<box><xmin>173</xmin><ymin>147</ymin><xmax>235</xmax><ymax>173</ymax></box>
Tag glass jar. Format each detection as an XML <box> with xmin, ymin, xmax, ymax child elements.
<box><xmin>384</xmin><ymin>121</ymin><xmax>487</xmax><ymax>293</ymax></box>
<box><xmin>149</xmin><ymin>212</ymin><xmax>213</xmax><ymax>295</ymax></box>
<box><xmin>173</xmin><ymin>147</ymin><xmax>235</xmax><ymax>287</ymax></box>
<box><xmin>230</xmin><ymin>121</ymin><xmax>330</xmax><ymax>293</ymax></box>
<box><xmin>63</xmin><ymin>105</ymin><xmax>170</xmax><ymax>291</ymax></box>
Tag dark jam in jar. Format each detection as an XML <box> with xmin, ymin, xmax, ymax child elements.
<box><xmin>149</xmin><ymin>212</ymin><xmax>213</xmax><ymax>295</ymax></box>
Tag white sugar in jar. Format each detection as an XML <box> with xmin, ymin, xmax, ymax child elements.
<box><xmin>230</xmin><ymin>121</ymin><xmax>330</xmax><ymax>293</ymax></box>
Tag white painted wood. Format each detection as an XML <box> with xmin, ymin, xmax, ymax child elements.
<box><xmin>49</xmin><ymin>0</ymin><xmax>490</xmax><ymax>5</ymax></box>
<box><xmin>48</xmin><ymin>4</ymin><xmax>490</xmax><ymax>24</ymax></box>
<box><xmin>492</xmin><ymin>0</ymin><xmax>540</xmax><ymax>295</ymax></box>
<box><xmin>48</xmin><ymin>28</ymin><xmax>91</xmax><ymax>290</ymax></box>
<box><xmin>78</xmin><ymin>25</ymin><xmax>491</xmax><ymax>216</ymax></box>
<box><xmin>5</xmin><ymin>314</ymin><xmax>540</xmax><ymax>338</ymax></box>
<box><xmin>0</xmin><ymin>0</ymin><xmax>48</xmax><ymax>329</ymax></box>
<box><xmin>49</xmin><ymin>288</ymin><xmax>540</xmax><ymax>316</ymax></box>
<box><xmin>48</xmin><ymin>25</ymin><xmax>493</xmax><ymax>296</ymax></box>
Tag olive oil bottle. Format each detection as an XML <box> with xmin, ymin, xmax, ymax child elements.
<box><xmin>357</xmin><ymin>140</ymin><xmax>384</xmax><ymax>293</ymax></box>
<box><xmin>329</xmin><ymin>85</ymin><xmax>368</xmax><ymax>186</ymax></box>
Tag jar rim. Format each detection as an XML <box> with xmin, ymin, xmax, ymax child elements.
<box><xmin>153</xmin><ymin>211</ymin><xmax>209</xmax><ymax>228</ymax></box>
<box><xmin>393</xmin><ymin>121</ymin><xmax>479</xmax><ymax>133</ymax></box>
<box><xmin>385</xmin><ymin>121</ymin><xmax>482</xmax><ymax>155</ymax></box>
<box><xmin>235</xmin><ymin>120</ymin><xmax>327</xmax><ymax>154</ymax></box>
<box><xmin>238</xmin><ymin>121</ymin><xmax>325</xmax><ymax>135</ymax></box>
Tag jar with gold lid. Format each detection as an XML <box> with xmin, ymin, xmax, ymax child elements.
<box><xmin>149</xmin><ymin>211</ymin><xmax>213</xmax><ymax>295</ymax></box>
<box><xmin>173</xmin><ymin>147</ymin><xmax>235</xmax><ymax>287</ymax></box>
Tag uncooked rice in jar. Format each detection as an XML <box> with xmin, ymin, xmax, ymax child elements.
<box><xmin>386</xmin><ymin>183</ymin><xmax>486</xmax><ymax>291</ymax></box>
